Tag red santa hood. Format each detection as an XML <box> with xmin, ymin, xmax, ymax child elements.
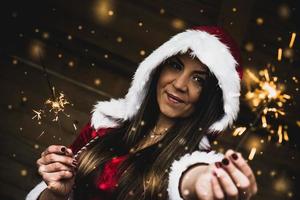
<box><xmin>91</xmin><ymin>26</ymin><xmax>242</xmax><ymax>136</ymax></box>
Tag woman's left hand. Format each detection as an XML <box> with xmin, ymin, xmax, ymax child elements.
<box><xmin>211</xmin><ymin>149</ymin><xmax>258</xmax><ymax>200</ymax></box>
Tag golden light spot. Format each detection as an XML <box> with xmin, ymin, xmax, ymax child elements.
<box><xmin>34</xmin><ymin>144</ymin><xmax>39</xmax><ymax>149</ymax></box>
<box><xmin>29</xmin><ymin>40</ymin><xmax>45</xmax><ymax>59</ymax></box>
<box><xmin>171</xmin><ymin>18</ymin><xmax>185</xmax><ymax>30</ymax></box>
<box><xmin>68</xmin><ymin>61</ymin><xmax>75</xmax><ymax>67</ymax></box>
<box><xmin>283</xmin><ymin>48</ymin><xmax>294</xmax><ymax>58</ymax></box>
<box><xmin>270</xmin><ymin>170</ymin><xmax>276</xmax><ymax>177</ymax></box>
<box><xmin>232</xmin><ymin>7</ymin><xmax>237</xmax><ymax>12</ymax></box>
<box><xmin>256</xmin><ymin>170</ymin><xmax>262</xmax><ymax>175</ymax></box>
<box><xmin>104</xmin><ymin>54</ymin><xmax>109</xmax><ymax>59</ymax></box>
<box><xmin>256</xmin><ymin>17</ymin><xmax>264</xmax><ymax>25</ymax></box>
<box><xmin>35</xmin><ymin>28</ymin><xmax>40</xmax><ymax>33</ymax></box>
<box><xmin>108</xmin><ymin>10</ymin><xmax>114</xmax><ymax>16</ymax></box>
<box><xmin>67</xmin><ymin>35</ymin><xmax>72</xmax><ymax>40</ymax></box>
<box><xmin>138</xmin><ymin>22</ymin><xmax>143</xmax><ymax>27</ymax></box>
<box><xmin>20</xmin><ymin>169</ymin><xmax>28</xmax><ymax>176</ymax></box>
<box><xmin>277</xmin><ymin>48</ymin><xmax>282</xmax><ymax>61</ymax></box>
<box><xmin>12</xmin><ymin>59</ymin><xmax>18</xmax><ymax>65</ymax></box>
<box><xmin>245</xmin><ymin>42</ymin><xmax>254</xmax><ymax>52</ymax></box>
<box><xmin>140</xmin><ymin>50</ymin><xmax>146</xmax><ymax>56</ymax></box>
<box><xmin>91</xmin><ymin>30</ymin><xmax>96</xmax><ymax>34</ymax></box>
<box><xmin>94</xmin><ymin>78</ymin><xmax>102</xmax><ymax>86</ymax></box>
<box><xmin>160</xmin><ymin>8</ymin><xmax>165</xmax><ymax>14</ymax></box>
<box><xmin>8</xmin><ymin>105</ymin><xmax>13</xmax><ymax>109</ymax></box>
<box><xmin>116</xmin><ymin>36</ymin><xmax>123</xmax><ymax>43</ymax></box>
<box><xmin>22</xmin><ymin>96</ymin><xmax>28</xmax><ymax>102</ymax></box>
<box><xmin>274</xmin><ymin>177</ymin><xmax>290</xmax><ymax>193</ymax></box>
<box><xmin>78</xmin><ymin>25</ymin><xmax>83</xmax><ymax>30</ymax></box>
<box><xmin>42</xmin><ymin>32</ymin><xmax>49</xmax><ymax>39</ymax></box>
<box><xmin>278</xmin><ymin>4</ymin><xmax>291</xmax><ymax>19</ymax></box>
<box><xmin>58</xmin><ymin>53</ymin><xmax>63</xmax><ymax>58</ymax></box>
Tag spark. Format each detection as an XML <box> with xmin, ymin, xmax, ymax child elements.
<box><xmin>248</xmin><ymin>147</ymin><xmax>256</xmax><ymax>160</ymax></box>
<box><xmin>244</xmin><ymin>68</ymin><xmax>291</xmax><ymax>143</ymax></box>
<box><xmin>32</xmin><ymin>109</ymin><xmax>43</xmax><ymax>121</ymax></box>
<box><xmin>277</xmin><ymin>48</ymin><xmax>282</xmax><ymax>61</ymax></box>
<box><xmin>45</xmin><ymin>91</ymin><xmax>71</xmax><ymax>121</ymax></box>
<box><xmin>289</xmin><ymin>32</ymin><xmax>296</xmax><ymax>48</ymax></box>
<box><xmin>232</xmin><ymin>127</ymin><xmax>247</xmax><ymax>136</ymax></box>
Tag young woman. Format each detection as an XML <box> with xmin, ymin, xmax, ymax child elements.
<box><xmin>27</xmin><ymin>26</ymin><xmax>257</xmax><ymax>200</ymax></box>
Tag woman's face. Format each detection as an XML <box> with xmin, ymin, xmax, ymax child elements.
<box><xmin>156</xmin><ymin>53</ymin><xmax>209</xmax><ymax>119</ymax></box>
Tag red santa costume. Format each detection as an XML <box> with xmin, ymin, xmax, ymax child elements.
<box><xmin>26</xmin><ymin>26</ymin><xmax>243</xmax><ymax>200</ymax></box>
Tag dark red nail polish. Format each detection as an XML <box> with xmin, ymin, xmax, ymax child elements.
<box><xmin>61</xmin><ymin>147</ymin><xmax>66</xmax><ymax>153</ymax></box>
<box><xmin>215</xmin><ymin>162</ymin><xmax>222</xmax><ymax>168</ymax></box>
<box><xmin>231</xmin><ymin>153</ymin><xmax>238</xmax><ymax>160</ymax></box>
<box><xmin>221</xmin><ymin>158</ymin><xmax>229</xmax><ymax>165</ymax></box>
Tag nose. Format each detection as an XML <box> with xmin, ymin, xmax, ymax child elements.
<box><xmin>172</xmin><ymin>73</ymin><xmax>188</xmax><ymax>92</ymax></box>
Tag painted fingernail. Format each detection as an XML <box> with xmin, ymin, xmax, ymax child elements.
<box><xmin>221</xmin><ymin>158</ymin><xmax>229</xmax><ymax>166</ymax></box>
<box><xmin>61</xmin><ymin>147</ymin><xmax>66</xmax><ymax>153</ymax></box>
<box><xmin>231</xmin><ymin>153</ymin><xmax>238</xmax><ymax>160</ymax></box>
<box><xmin>215</xmin><ymin>162</ymin><xmax>222</xmax><ymax>168</ymax></box>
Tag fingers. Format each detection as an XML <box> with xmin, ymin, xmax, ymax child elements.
<box><xmin>38</xmin><ymin>162</ymin><xmax>74</xmax><ymax>175</ymax></box>
<box><xmin>37</xmin><ymin>153</ymin><xmax>75</xmax><ymax>167</ymax></box>
<box><xmin>211</xmin><ymin>174</ymin><xmax>224</xmax><ymax>200</ymax></box>
<box><xmin>226</xmin><ymin>149</ymin><xmax>258</xmax><ymax>196</ymax></box>
<box><xmin>41</xmin><ymin>145</ymin><xmax>73</xmax><ymax>157</ymax></box>
<box><xmin>42</xmin><ymin>170</ymin><xmax>74</xmax><ymax>182</ymax></box>
<box><xmin>219</xmin><ymin>157</ymin><xmax>250</xmax><ymax>197</ymax></box>
<box><xmin>213</xmin><ymin>167</ymin><xmax>239</xmax><ymax>200</ymax></box>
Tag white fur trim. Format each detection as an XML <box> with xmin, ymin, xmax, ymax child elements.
<box><xmin>26</xmin><ymin>181</ymin><xmax>73</xmax><ymax>200</ymax></box>
<box><xmin>91</xmin><ymin>29</ymin><xmax>241</xmax><ymax>134</ymax></box>
<box><xmin>198</xmin><ymin>136</ymin><xmax>211</xmax><ymax>150</ymax></box>
<box><xmin>26</xmin><ymin>181</ymin><xmax>47</xmax><ymax>200</ymax></box>
<box><xmin>167</xmin><ymin>151</ymin><xmax>224</xmax><ymax>200</ymax></box>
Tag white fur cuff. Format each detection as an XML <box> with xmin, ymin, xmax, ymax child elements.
<box><xmin>26</xmin><ymin>181</ymin><xmax>47</xmax><ymax>200</ymax></box>
<box><xmin>167</xmin><ymin>151</ymin><xmax>224</xmax><ymax>200</ymax></box>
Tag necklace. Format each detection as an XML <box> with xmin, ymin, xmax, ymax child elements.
<box><xmin>150</xmin><ymin>125</ymin><xmax>168</xmax><ymax>138</ymax></box>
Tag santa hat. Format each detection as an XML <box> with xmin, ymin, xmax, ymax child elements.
<box><xmin>91</xmin><ymin>26</ymin><xmax>242</xmax><ymax>137</ymax></box>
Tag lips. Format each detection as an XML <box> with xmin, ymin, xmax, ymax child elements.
<box><xmin>166</xmin><ymin>92</ymin><xmax>185</xmax><ymax>104</ymax></box>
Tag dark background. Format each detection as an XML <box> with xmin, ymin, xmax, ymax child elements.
<box><xmin>0</xmin><ymin>0</ymin><xmax>299</xmax><ymax>199</ymax></box>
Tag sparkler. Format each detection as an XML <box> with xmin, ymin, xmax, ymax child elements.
<box><xmin>234</xmin><ymin>66</ymin><xmax>291</xmax><ymax>160</ymax></box>
<box><xmin>31</xmin><ymin>49</ymin><xmax>75</xmax><ymax>138</ymax></box>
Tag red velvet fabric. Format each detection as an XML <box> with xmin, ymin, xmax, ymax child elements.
<box><xmin>69</xmin><ymin>122</ymin><xmax>128</xmax><ymax>198</ymax></box>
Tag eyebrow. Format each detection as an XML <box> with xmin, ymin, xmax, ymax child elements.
<box><xmin>174</xmin><ymin>56</ymin><xmax>209</xmax><ymax>75</ymax></box>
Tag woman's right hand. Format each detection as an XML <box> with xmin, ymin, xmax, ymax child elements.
<box><xmin>37</xmin><ymin>145</ymin><xmax>77</xmax><ymax>198</ymax></box>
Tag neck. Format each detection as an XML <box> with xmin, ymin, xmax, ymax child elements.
<box><xmin>154</xmin><ymin>112</ymin><xmax>175</xmax><ymax>132</ymax></box>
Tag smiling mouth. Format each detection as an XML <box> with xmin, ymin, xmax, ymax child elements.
<box><xmin>166</xmin><ymin>92</ymin><xmax>185</xmax><ymax>104</ymax></box>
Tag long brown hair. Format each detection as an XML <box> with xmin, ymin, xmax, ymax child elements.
<box><xmin>73</xmin><ymin>57</ymin><xmax>225</xmax><ymax>200</ymax></box>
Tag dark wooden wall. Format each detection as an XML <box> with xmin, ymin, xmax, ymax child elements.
<box><xmin>0</xmin><ymin>0</ymin><xmax>299</xmax><ymax>199</ymax></box>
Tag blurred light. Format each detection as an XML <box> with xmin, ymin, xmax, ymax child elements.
<box><xmin>58</xmin><ymin>53</ymin><xmax>63</xmax><ymax>58</ymax></box>
<box><xmin>256</xmin><ymin>17</ymin><xmax>264</xmax><ymax>25</ymax></box>
<box><xmin>232</xmin><ymin>7</ymin><xmax>237</xmax><ymax>12</ymax></box>
<box><xmin>42</xmin><ymin>32</ymin><xmax>50</xmax><ymax>39</ymax></box>
<box><xmin>94</xmin><ymin>78</ymin><xmax>102</xmax><ymax>86</ymax></box>
<box><xmin>93</xmin><ymin>0</ymin><xmax>115</xmax><ymax>24</ymax></box>
<box><xmin>160</xmin><ymin>8</ymin><xmax>165</xmax><ymax>14</ymax></box>
<box><xmin>116</xmin><ymin>36</ymin><xmax>123</xmax><ymax>43</ymax></box>
<box><xmin>138</xmin><ymin>22</ymin><xmax>143</xmax><ymax>27</ymax></box>
<box><xmin>245</xmin><ymin>42</ymin><xmax>254</xmax><ymax>52</ymax></box>
<box><xmin>104</xmin><ymin>54</ymin><xmax>109</xmax><ymax>59</ymax></box>
<box><xmin>273</xmin><ymin>177</ymin><xmax>290</xmax><ymax>193</ymax></box>
<box><xmin>283</xmin><ymin>48</ymin><xmax>294</xmax><ymax>59</ymax></box>
<box><xmin>78</xmin><ymin>25</ymin><xmax>83</xmax><ymax>30</ymax></box>
<box><xmin>29</xmin><ymin>40</ymin><xmax>45</xmax><ymax>60</ymax></box>
<box><xmin>67</xmin><ymin>35</ymin><xmax>72</xmax><ymax>40</ymax></box>
<box><xmin>278</xmin><ymin>4</ymin><xmax>291</xmax><ymax>19</ymax></box>
<box><xmin>68</xmin><ymin>60</ymin><xmax>75</xmax><ymax>67</ymax></box>
<box><xmin>171</xmin><ymin>18</ymin><xmax>185</xmax><ymax>30</ymax></box>
<box><xmin>20</xmin><ymin>169</ymin><xmax>28</xmax><ymax>176</ymax></box>
<box><xmin>12</xmin><ymin>59</ymin><xmax>18</xmax><ymax>65</ymax></box>
<box><xmin>140</xmin><ymin>50</ymin><xmax>146</xmax><ymax>56</ymax></box>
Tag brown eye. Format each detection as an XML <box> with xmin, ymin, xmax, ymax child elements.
<box><xmin>166</xmin><ymin>60</ymin><xmax>182</xmax><ymax>71</ymax></box>
<box><xmin>192</xmin><ymin>75</ymin><xmax>205</xmax><ymax>86</ymax></box>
